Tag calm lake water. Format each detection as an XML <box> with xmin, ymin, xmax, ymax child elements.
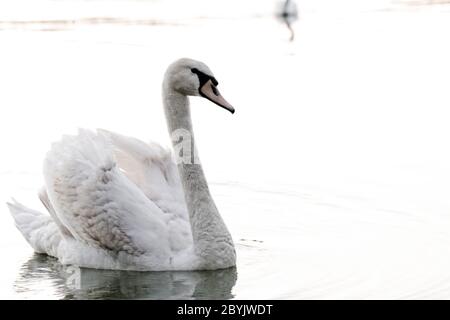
<box><xmin>1</xmin><ymin>0</ymin><xmax>450</xmax><ymax>299</ymax></box>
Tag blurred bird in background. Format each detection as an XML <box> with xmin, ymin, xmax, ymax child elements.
<box><xmin>276</xmin><ymin>0</ymin><xmax>298</xmax><ymax>41</ymax></box>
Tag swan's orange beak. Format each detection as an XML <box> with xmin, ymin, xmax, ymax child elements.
<box><xmin>200</xmin><ymin>79</ymin><xmax>235</xmax><ymax>114</ymax></box>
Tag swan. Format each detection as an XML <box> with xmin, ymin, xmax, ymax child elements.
<box><xmin>7</xmin><ymin>58</ymin><xmax>236</xmax><ymax>271</ymax></box>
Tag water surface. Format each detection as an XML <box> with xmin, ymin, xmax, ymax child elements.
<box><xmin>1</xmin><ymin>0</ymin><xmax>450</xmax><ymax>299</ymax></box>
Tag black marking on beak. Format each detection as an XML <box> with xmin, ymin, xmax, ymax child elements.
<box><xmin>211</xmin><ymin>85</ymin><xmax>219</xmax><ymax>96</ymax></box>
<box><xmin>191</xmin><ymin>68</ymin><xmax>235</xmax><ymax>114</ymax></box>
<box><xmin>191</xmin><ymin>68</ymin><xmax>218</xmax><ymax>88</ymax></box>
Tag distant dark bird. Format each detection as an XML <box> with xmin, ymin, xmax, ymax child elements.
<box><xmin>276</xmin><ymin>0</ymin><xmax>298</xmax><ymax>41</ymax></box>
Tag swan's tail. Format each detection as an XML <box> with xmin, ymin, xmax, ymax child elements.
<box><xmin>7</xmin><ymin>199</ymin><xmax>61</xmax><ymax>257</ymax></box>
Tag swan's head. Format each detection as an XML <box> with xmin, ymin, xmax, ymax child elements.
<box><xmin>164</xmin><ymin>58</ymin><xmax>235</xmax><ymax>114</ymax></box>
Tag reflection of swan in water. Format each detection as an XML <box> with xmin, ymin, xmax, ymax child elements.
<box><xmin>276</xmin><ymin>0</ymin><xmax>298</xmax><ymax>41</ymax></box>
<box><xmin>15</xmin><ymin>254</ymin><xmax>237</xmax><ymax>299</ymax></box>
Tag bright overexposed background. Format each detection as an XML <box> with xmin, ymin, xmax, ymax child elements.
<box><xmin>1</xmin><ymin>0</ymin><xmax>450</xmax><ymax>299</ymax></box>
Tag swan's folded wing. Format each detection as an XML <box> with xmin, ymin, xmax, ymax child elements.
<box><xmin>38</xmin><ymin>187</ymin><xmax>73</xmax><ymax>238</ymax></box>
<box><xmin>97</xmin><ymin>129</ymin><xmax>188</xmax><ymax>220</ymax></box>
<box><xmin>43</xmin><ymin>130</ymin><xmax>178</xmax><ymax>260</ymax></box>
<box><xmin>97</xmin><ymin>129</ymin><xmax>192</xmax><ymax>253</ymax></box>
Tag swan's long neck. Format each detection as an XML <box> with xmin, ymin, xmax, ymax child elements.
<box><xmin>163</xmin><ymin>86</ymin><xmax>235</xmax><ymax>269</ymax></box>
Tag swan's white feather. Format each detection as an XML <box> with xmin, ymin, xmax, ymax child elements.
<box><xmin>98</xmin><ymin>129</ymin><xmax>192</xmax><ymax>253</ymax></box>
<box><xmin>7</xmin><ymin>199</ymin><xmax>62</xmax><ymax>257</ymax></box>
<box><xmin>38</xmin><ymin>187</ymin><xmax>74</xmax><ymax>238</ymax></box>
<box><xmin>8</xmin><ymin>129</ymin><xmax>196</xmax><ymax>270</ymax></box>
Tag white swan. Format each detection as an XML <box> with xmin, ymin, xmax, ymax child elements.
<box><xmin>7</xmin><ymin>58</ymin><xmax>236</xmax><ymax>271</ymax></box>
